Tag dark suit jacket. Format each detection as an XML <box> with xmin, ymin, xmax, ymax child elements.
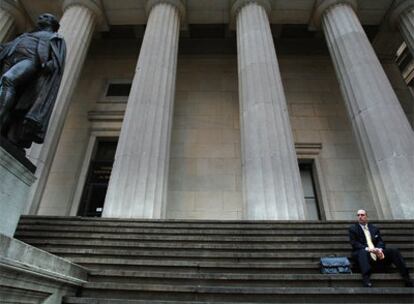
<box><xmin>349</xmin><ymin>223</ymin><xmax>385</xmax><ymax>252</ymax></box>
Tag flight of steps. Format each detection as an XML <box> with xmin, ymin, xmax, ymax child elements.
<box><xmin>15</xmin><ymin>216</ymin><xmax>414</xmax><ymax>304</ymax></box>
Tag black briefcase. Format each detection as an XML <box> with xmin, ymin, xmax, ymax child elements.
<box><xmin>320</xmin><ymin>256</ymin><xmax>352</xmax><ymax>274</ymax></box>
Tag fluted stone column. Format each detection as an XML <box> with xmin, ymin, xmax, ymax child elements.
<box><xmin>0</xmin><ymin>0</ymin><xmax>25</xmax><ymax>42</ymax></box>
<box><xmin>314</xmin><ymin>0</ymin><xmax>414</xmax><ymax>219</ymax></box>
<box><xmin>0</xmin><ymin>8</ymin><xmax>14</xmax><ymax>42</ymax></box>
<box><xmin>390</xmin><ymin>0</ymin><xmax>414</xmax><ymax>56</ymax></box>
<box><xmin>231</xmin><ymin>0</ymin><xmax>306</xmax><ymax>220</ymax></box>
<box><xmin>102</xmin><ymin>0</ymin><xmax>184</xmax><ymax>218</ymax></box>
<box><xmin>26</xmin><ymin>0</ymin><xmax>107</xmax><ymax>214</ymax></box>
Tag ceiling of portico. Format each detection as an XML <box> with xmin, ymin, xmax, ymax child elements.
<box><xmin>19</xmin><ymin>0</ymin><xmax>396</xmax><ymax>28</ymax></box>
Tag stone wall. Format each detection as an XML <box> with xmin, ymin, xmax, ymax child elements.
<box><xmin>168</xmin><ymin>55</ymin><xmax>242</xmax><ymax>219</ymax></box>
<box><xmin>37</xmin><ymin>39</ymin><xmax>413</xmax><ymax>220</ymax></box>
<box><xmin>281</xmin><ymin>56</ymin><xmax>375</xmax><ymax>220</ymax></box>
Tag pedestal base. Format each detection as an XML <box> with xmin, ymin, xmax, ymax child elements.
<box><xmin>0</xmin><ymin>234</ymin><xmax>87</xmax><ymax>304</ymax></box>
<box><xmin>0</xmin><ymin>145</ymin><xmax>36</xmax><ymax>237</ymax></box>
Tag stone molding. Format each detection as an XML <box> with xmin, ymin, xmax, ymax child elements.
<box><xmin>310</xmin><ymin>0</ymin><xmax>357</xmax><ymax>29</ymax></box>
<box><xmin>146</xmin><ymin>0</ymin><xmax>186</xmax><ymax>21</ymax></box>
<box><xmin>230</xmin><ymin>0</ymin><xmax>271</xmax><ymax>28</ymax></box>
<box><xmin>62</xmin><ymin>0</ymin><xmax>108</xmax><ymax>30</ymax></box>
<box><xmin>389</xmin><ymin>0</ymin><xmax>414</xmax><ymax>29</ymax></box>
<box><xmin>0</xmin><ymin>147</ymin><xmax>36</xmax><ymax>186</ymax></box>
<box><xmin>0</xmin><ymin>0</ymin><xmax>26</xmax><ymax>32</ymax></box>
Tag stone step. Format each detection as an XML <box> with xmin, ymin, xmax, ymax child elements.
<box><xmin>63</xmin><ymin>298</ymin><xmax>408</xmax><ymax>304</ymax></box>
<box><xmin>15</xmin><ymin>226</ymin><xmax>414</xmax><ymax>238</ymax></box>
<box><xmin>79</xmin><ymin>284</ymin><xmax>414</xmax><ymax>303</ymax></box>
<box><xmin>13</xmin><ymin>238</ymin><xmax>414</xmax><ymax>250</ymax></box>
<box><xmin>67</xmin><ymin>257</ymin><xmax>414</xmax><ymax>273</ymax></box>
<box><xmin>19</xmin><ymin>216</ymin><xmax>414</xmax><ymax>229</ymax></box>
<box><xmin>14</xmin><ymin>231</ymin><xmax>413</xmax><ymax>243</ymax></box>
<box><xmin>87</xmin><ymin>270</ymin><xmax>409</xmax><ymax>287</ymax></box>
<box><xmin>15</xmin><ymin>217</ymin><xmax>414</xmax><ymax>303</ymax></box>
<box><xmin>28</xmin><ymin>247</ymin><xmax>414</xmax><ymax>262</ymax></box>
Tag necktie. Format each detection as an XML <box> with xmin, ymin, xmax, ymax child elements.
<box><xmin>363</xmin><ymin>225</ymin><xmax>377</xmax><ymax>261</ymax></box>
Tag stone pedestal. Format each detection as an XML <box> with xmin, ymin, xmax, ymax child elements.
<box><xmin>26</xmin><ymin>0</ymin><xmax>106</xmax><ymax>215</ymax></box>
<box><xmin>232</xmin><ymin>0</ymin><xmax>306</xmax><ymax>220</ymax></box>
<box><xmin>317</xmin><ymin>1</ymin><xmax>414</xmax><ymax>219</ymax></box>
<box><xmin>103</xmin><ymin>0</ymin><xmax>184</xmax><ymax>218</ymax></box>
<box><xmin>0</xmin><ymin>144</ymin><xmax>36</xmax><ymax>237</ymax></box>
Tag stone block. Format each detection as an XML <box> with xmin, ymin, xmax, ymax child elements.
<box><xmin>167</xmin><ymin>191</ymin><xmax>195</xmax><ymax>211</ymax></box>
<box><xmin>194</xmin><ymin>192</ymin><xmax>223</xmax><ymax>211</ymax></box>
<box><xmin>334</xmin><ymin>144</ymin><xmax>360</xmax><ymax>158</ymax></box>
<box><xmin>0</xmin><ymin>148</ymin><xmax>36</xmax><ymax>237</ymax></box>
<box><xmin>294</xmin><ymin>130</ymin><xmax>322</xmax><ymax>143</ymax></box>
<box><xmin>221</xmin><ymin>129</ymin><xmax>240</xmax><ymax>143</ymax></box>
<box><xmin>291</xmin><ymin>104</ymin><xmax>315</xmax><ymax>117</ymax></box>
<box><xmin>291</xmin><ymin>117</ymin><xmax>329</xmax><ymax>130</ymax></box>
<box><xmin>285</xmin><ymin>92</ymin><xmax>323</xmax><ymax>104</ymax></box>
<box><xmin>313</xmin><ymin>104</ymin><xmax>338</xmax><ymax>117</ymax></box>
<box><xmin>169</xmin><ymin>158</ymin><xmax>197</xmax><ymax>176</ymax></box>
<box><xmin>186</xmin><ymin>143</ymin><xmax>236</xmax><ymax>158</ymax></box>
<box><xmin>0</xmin><ymin>234</ymin><xmax>87</xmax><ymax>303</ymax></box>
<box><xmin>222</xmin><ymin>191</ymin><xmax>242</xmax><ymax>211</ymax></box>
<box><xmin>184</xmin><ymin>175</ymin><xmax>237</xmax><ymax>192</ymax></box>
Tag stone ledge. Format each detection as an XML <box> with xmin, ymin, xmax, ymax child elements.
<box><xmin>0</xmin><ymin>234</ymin><xmax>88</xmax><ymax>304</ymax></box>
<box><xmin>0</xmin><ymin>234</ymin><xmax>88</xmax><ymax>282</ymax></box>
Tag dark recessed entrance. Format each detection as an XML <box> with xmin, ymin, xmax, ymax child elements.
<box><xmin>77</xmin><ymin>139</ymin><xmax>118</xmax><ymax>217</ymax></box>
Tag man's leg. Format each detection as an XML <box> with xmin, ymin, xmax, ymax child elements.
<box><xmin>383</xmin><ymin>247</ymin><xmax>413</xmax><ymax>287</ymax></box>
<box><xmin>353</xmin><ymin>250</ymin><xmax>373</xmax><ymax>287</ymax></box>
<box><xmin>0</xmin><ymin>59</ymin><xmax>38</xmax><ymax>128</ymax></box>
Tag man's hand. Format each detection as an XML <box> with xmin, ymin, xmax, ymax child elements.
<box><xmin>368</xmin><ymin>248</ymin><xmax>385</xmax><ymax>260</ymax></box>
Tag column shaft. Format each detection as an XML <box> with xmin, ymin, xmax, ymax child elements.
<box><xmin>399</xmin><ymin>7</ymin><xmax>414</xmax><ymax>56</ymax></box>
<box><xmin>102</xmin><ymin>3</ymin><xmax>180</xmax><ymax>218</ymax></box>
<box><xmin>236</xmin><ymin>2</ymin><xmax>306</xmax><ymax>220</ymax></box>
<box><xmin>27</xmin><ymin>4</ymin><xmax>97</xmax><ymax>214</ymax></box>
<box><xmin>322</xmin><ymin>3</ymin><xmax>414</xmax><ymax>218</ymax></box>
<box><xmin>0</xmin><ymin>9</ymin><xmax>15</xmax><ymax>42</ymax></box>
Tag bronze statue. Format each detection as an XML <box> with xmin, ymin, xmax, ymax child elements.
<box><xmin>0</xmin><ymin>13</ymin><xmax>66</xmax><ymax>150</ymax></box>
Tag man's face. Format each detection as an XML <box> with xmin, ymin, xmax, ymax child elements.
<box><xmin>357</xmin><ymin>210</ymin><xmax>368</xmax><ymax>225</ymax></box>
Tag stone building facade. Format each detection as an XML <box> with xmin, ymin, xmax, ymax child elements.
<box><xmin>2</xmin><ymin>0</ymin><xmax>413</xmax><ymax>221</ymax></box>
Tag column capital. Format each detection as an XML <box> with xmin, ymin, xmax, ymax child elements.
<box><xmin>389</xmin><ymin>0</ymin><xmax>414</xmax><ymax>29</ymax></box>
<box><xmin>146</xmin><ymin>0</ymin><xmax>186</xmax><ymax>21</ymax></box>
<box><xmin>62</xmin><ymin>0</ymin><xmax>108</xmax><ymax>30</ymax></box>
<box><xmin>0</xmin><ymin>0</ymin><xmax>26</xmax><ymax>32</ymax></box>
<box><xmin>310</xmin><ymin>0</ymin><xmax>357</xmax><ymax>29</ymax></box>
<box><xmin>230</xmin><ymin>0</ymin><xmax>271</xmax><ymax>29</ymax></box>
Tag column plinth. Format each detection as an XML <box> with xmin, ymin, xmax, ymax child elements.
<box><xmin>319</xmin><ymin>2</ymin><xmax>414</xmax><ymax>218</ymax></box>
<box><xmin>27</xmin><ymin>1</ymin><xmax>102</xmax><ymax>214</ymax></box>
<box><xmin>102</xmin><ymin>1</ymin><xmax>183</xmax><ymax>218</ymax></box>
<box><xmin>233</xmin><ymin>0</ymin><xmax>306</xmax><ymax>220</ymax></box>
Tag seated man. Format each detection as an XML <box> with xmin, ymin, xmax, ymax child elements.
<box><xmin>349</xmin><ymin>209</ymin><xmax>413</xmax><ymax>287</ymax></box>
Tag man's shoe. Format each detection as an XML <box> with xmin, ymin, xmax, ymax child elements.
<box><xmin>363</xmin><ymin>277</ymin><xmax>373</xmax><ymax>287</ymax></box>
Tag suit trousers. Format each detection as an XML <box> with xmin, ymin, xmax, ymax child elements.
<box><xmin>352</xmin><ymin>247</ymin><xmax>409</xmax><ymax>277</ymax></box>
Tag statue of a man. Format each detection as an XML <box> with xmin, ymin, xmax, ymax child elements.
<box><xmin>0</xmin><ymin>13</ymin><xmax>66</xmax><ymax>150</ymax></box>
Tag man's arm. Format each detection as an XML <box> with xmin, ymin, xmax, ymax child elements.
<box><xmin>349</xmin><ymin>225</ymin><xmax>366</xmax><ymax>251</ymax></box>
<box><xmin>371</xmin><ymin>225</ymin><xmax>385</xmax><ymax>249</ymax></box>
